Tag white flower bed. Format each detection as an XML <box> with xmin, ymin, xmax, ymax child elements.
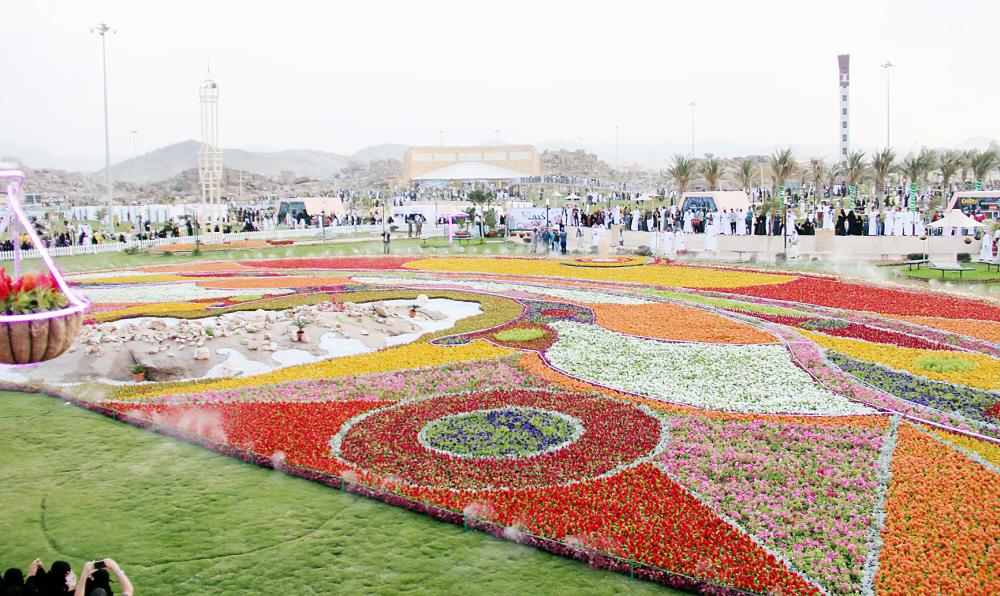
<box><xmin>352</xmin><ymin>276</ymin><xmax>652</xmax><ymax>305</ymax></box>
<box><xmin>546</xmin><ymin>322</ymin><xmax>873</xmax><ymax>415</ymax></box>
<box><xmin>81</xmin><ymin>283</ymin><xmax>291</xmax><ymax>304</ymax></box>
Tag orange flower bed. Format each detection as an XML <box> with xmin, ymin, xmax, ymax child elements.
<box><xmin>592</xmin><ymin>302</ymin><xmax>778</xmax><ymax>344</ymax></box>
<box><xmin>139</xmin><ymin>262</ymin><xmax>258</xmax><ymax>274</ymax></box>
<box><xmin>885</xmin><ymin>314</ymin><xmax>1000</xmax><ymax>344</ymax></box>
<box><xmin>197</xmin><ymin>276</ymin><xmax>353</xmax><ymax>290</ymax></box>
<box><xmin>877</xmin><ymin>424</ymin><xmax>1000</xmax><ymax>595</ymax></box>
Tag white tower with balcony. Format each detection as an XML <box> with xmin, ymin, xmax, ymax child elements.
<box><xmin>837</xmin><ymin>54</ymin><xmax>850</xmax><ymax>163</ymax></box>
<box><xmin>199</xmin><ymin>77</ymin><xmax>223</xmax><ymax>203</ymax></box>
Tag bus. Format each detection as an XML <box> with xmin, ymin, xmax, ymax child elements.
<box><xmin>275</xmin><ymin>197</ymin><xmax>348</xmax><ymax>222</ymax></box>
<box><xmin>945</xmin><ymin>191</ymin><xmax>1000</xmax><ymax>221</ymax></box>
<box><xmin>679</xmin><ymin>191</ymin><xmax>750</xmax><ymax>214</ymax></box>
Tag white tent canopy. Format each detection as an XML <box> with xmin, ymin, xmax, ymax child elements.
<box><xmin>413</xmin><ymin>162</ymin><xmax>529</xmax><ymax>181</ymax></box>
<box><xmin>927</xmin><ymin>210</ymin><xmax>986</xmax><ymax>229</ymax></box>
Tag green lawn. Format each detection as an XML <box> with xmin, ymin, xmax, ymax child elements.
<box><xmin>14</xmin><ymin>237</ymin><xmax>545</xmax><ymax>275</ymax></box>
<box><xmin>0</xmin><ymin>391</ymin><xmax>674</xmax><ymax>595</ymax></box>
<box><xmin>900</xmin><ymin>262</ymin><xmax>1000</xmax><ymax>282</ymax></box>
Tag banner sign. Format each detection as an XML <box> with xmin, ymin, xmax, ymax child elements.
<box><xmin>506</xmin><ymin>208</ymin><xmax>559</xmax><ymax>230</ymax></box>
<box><xmin>909</xmin><ymin>183</ymin><xmax>917</xmax><ymax>211</ymax></box>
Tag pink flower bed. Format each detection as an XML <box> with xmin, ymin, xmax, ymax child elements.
<box><xmin>660</xmin><ymin>417</ymin><xmax>885</xmax><ymax>594</ymax></box>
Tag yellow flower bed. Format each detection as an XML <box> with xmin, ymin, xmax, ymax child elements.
<box><xmin>402</xmin><ymin>257</ymin><xmax>793</xmax><ymax>289</ymax></box>
<box><xmin>931</xmin><ymin>428</ymin><xmax>1000</xmax><ymax>468</ymax></box>
<box><xmin>95</xmin><ymin>301</ymin><xmax>207</xmax><ymax>322</ymax></box>
<box><xmin>114</xmin><ymin>340</ymin><xmax>514</xmax><ymax>400</ymax></box>
<box><xmin>800</xmin><ymin>329</ymin><xmax>1000</xmax><ymax>391</ymax></box>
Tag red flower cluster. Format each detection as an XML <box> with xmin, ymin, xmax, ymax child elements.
<box><xmin>0</xmin><ymin>269</ymin><xmax>68</xmax><ymax>313</ymax></box>
<box><xmin>239</xmin><ymin>257</ymin><xmax>413</xmax><ymax>270</ymax></box>
<box><xmin>716</xmin><ymin>277</ymin><xmax>1000</xmax><ymax>321</ymax></box>
<box><xmin>820</xmin><ymin>323</ymin><xmax>957</xmax><ymax>351</ymax></box>
<box><xmin>114</xmin><ymin>400</ymin><xmax>388</xmax><ymax>471</ymax></box>
<box><xmin>337</xmin><ymin>390</ymin><xmax>660</xmax><ymax>490</ymax></box>
<box><xmin>739</xmin><ymin>311</ymin><xmax>957</xmax><ymax>350</ymax></box>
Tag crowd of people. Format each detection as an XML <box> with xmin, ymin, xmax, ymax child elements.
<box><xmin>0</xmin><ymin>559</ymin><xmax>132</xmax><ymax>596</ymax></box>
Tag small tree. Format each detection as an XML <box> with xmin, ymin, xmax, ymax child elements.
<box><xmin>808</xmin><ymin>158</ymin><xmax>826</xmax><ymax>201</ymax></box>
<box><xmin>737</xmin><ymin>159</ymin><xmax>755</xmax><ymax>190</ymax></box>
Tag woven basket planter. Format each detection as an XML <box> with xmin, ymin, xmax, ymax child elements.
<box><xmin>0</xmin><ymin>310</ymin><xmax>84</xmax><ymax>365</ymax></box>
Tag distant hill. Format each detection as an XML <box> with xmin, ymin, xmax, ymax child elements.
<box><xmin>102</xmin><ymin>140</ymin><xmax>364</xmax><ymax>183</ymax></box>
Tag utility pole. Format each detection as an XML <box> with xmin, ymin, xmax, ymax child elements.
<box><xmin>881</xmin><ymin>61</ymin><xmax>895</xmax><ymax>148</ymax></box>
<box><xmin>614</xmin><ymin>125</ymin><xmax>619</xmax><ymax>170</ymax></box>
<box><xmin>689</xmin><ymin>102</ymin><xmax>696</xmax><ymax>157</ymax></box>
<box><xmin>92</xmin><ymin>23</ymin><xmax>115</xmax><ymax>234</ymax></box>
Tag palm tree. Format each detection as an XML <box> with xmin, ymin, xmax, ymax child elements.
<box><xmin>871</xmin><ymin>148</ymin><xmax>896</xmax><ymax>196</ymax></box>
<box><xmin>769</xmin><ymin>147</ymin><xmax>796</xmax><ymax>193</ymax></box>
<box><xmin>737</xmin><ymin>159</ymin><xmax>755</xmax><ymax>190</ymax></box>
<box><xmin>808</xmin><ymin>158</ymin><xmax>826</xmax><ymax>201</ymax></box>
<box><xmin>971</xmin><ymin>149</ymin><xmax>999</xmax><ymax>186</ymax></box>
<box><xmin>700</xmin><ymin>158</ymin><xmax>724</xmax><ymax>190</ymax></box>
<box><xmin>899</xmin><ymin>154</ymin><xmax>922</xmax><ymax>187</ymax></box>
<box><xmin>668</xmin><ymin>154</ymin><xmax>697</xmax><ymax>196</ymax></box>
<box><xmin>938</xmin><ymin>150</ymin><xmax>962</xmax><ymax>195</ymax></box>
<box><xmin>845</xmin><ymin>151</ymin><xmax>867</xmax><ymax>189</ymax></box>
<box><xmin>916</xmin><ymin>148</ymin><xmax>938</xmax><ymax>185</ymax></box>
<box><xmin>960</xmin><ymin>149</ymin><xmax>977</xmax><ymax>186</ymax></box>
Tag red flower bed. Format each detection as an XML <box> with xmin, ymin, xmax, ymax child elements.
<box><xmin>732</xmin><ymin>311</ymin><xmax>811</xmax><ymax>326</ymax></box>
<box><xmin>821</xmin><ymin>323</ymin><xmax>957</xmax><ymax>351</ymax></box>
<box><xmin>715</xmin><ymin>277</ymin><xmax>1000</xmax><ymax>321</ymax></box>
<box><xmin>114</xmin><ymin>401</ymin><xmax>387</xmax><ymax>471</ymax></box>
<box><xmin>108</xmin><ymin>394</ymin><xmax>823</xmax><ymax>594</ymax></box>
<box><xmin>239</xmin><ymin>257</ymin><xmax>414</xmax><ymax>270</ymax></box>
<box><xmin>388</xmin><ymin>465</ymin><xmax>820</xmax><ymax>595</ymax></box>
<box><xmin>336</xmin><ymin>390</ymin><xmax>661</xmax><ymax>490</ymax></box>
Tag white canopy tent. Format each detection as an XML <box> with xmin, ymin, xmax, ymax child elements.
<box><xmin>927</xmin><ymin>210</ymin><xmax>986</xmax><ymax>231</ymax></box>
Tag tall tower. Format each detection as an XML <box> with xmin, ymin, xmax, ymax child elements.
<box><xmin>837</xmin><ymin>54</ymin><xmax>850</xmax><ymax>163</ymax></box>
<box><xmin>199</xmin><ymin>77</ymin><xmax>223</xmax><ymax>203</ymax></box>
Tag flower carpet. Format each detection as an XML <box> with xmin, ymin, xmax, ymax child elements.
<box><xmin>19</xmin><ymin>256</ymin><xmax>998</xmax><ymax>595</ymax></box>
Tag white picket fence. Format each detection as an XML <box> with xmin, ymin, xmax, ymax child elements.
<box><xmin>0</xmin><ymin>224</ymin><xmax>449</xmax><ymax>262</ymax></box>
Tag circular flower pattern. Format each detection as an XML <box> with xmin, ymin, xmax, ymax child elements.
<box><xmin>418</xmin><ymin>408</ymin><xmax>582</xmax><ymax>458</ymax></box>
<box><xmin>332</xmin><ymin>389</ymin><xmax>664</xmax><ymax>491</ymax></box>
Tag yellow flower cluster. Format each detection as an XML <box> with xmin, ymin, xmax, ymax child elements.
<box><xmin>402</xmin><ymin>257</ymin><xmax>793</xmax><ymax>289</ymax></box>
<box><xmin>800</xmin><ymin>329</ymin><xmax>1000</xmax><ymax>391</ymax></box>
<box><xmin>114</xmin><ymin>340</ymin><xmax>514</xmax><ymax>400</ymax></box>
<box><xmin>931</xmin><ymin>428</ymin><xmax>1000</xmax><ymax>468</ymax></box>
<box><xmin>95</xmin><ymin>301</ymin><xmax>207</xmax><ymax>322</ymax></box>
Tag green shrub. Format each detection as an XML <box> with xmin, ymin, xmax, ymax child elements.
<box><xmin>912</xmin><ymin>354</ymin><xmax>975</xmax><ymax>374</ymax></box>
<box><xmin>493</xmin><ymin>328</ymin><xmax>545</xmax><ymax>342</ymax></box>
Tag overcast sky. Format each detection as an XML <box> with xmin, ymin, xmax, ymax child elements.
<box><xmin>3</xmin><ymin>0</ymin><xmax>997</xmax><ymax>163</ymax></box>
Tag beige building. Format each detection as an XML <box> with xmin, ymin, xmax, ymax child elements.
<box><xmin>403</xmin><ymin>145</ymin><xmax>541</xmax><ymax>182</ymax></box>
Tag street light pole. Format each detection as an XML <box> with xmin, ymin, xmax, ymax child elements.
<box><xmin>614</xmin><ymin>125</ymin><xmax>619</xmax><ymax>170</ymax></box>
<box><xmin>92</xmin><ymin>23</ymin><xmax>115</xmax><ymax>234</ymax></box>
<box><xmin>689</xmin><ymin>102</ymin><xmax>696</xmax><ymax>157</ymax></box>
<box><xmin>882</xmin><ymin>61</ymin><xmax>894</xmax><ymax>148</ymax></box>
